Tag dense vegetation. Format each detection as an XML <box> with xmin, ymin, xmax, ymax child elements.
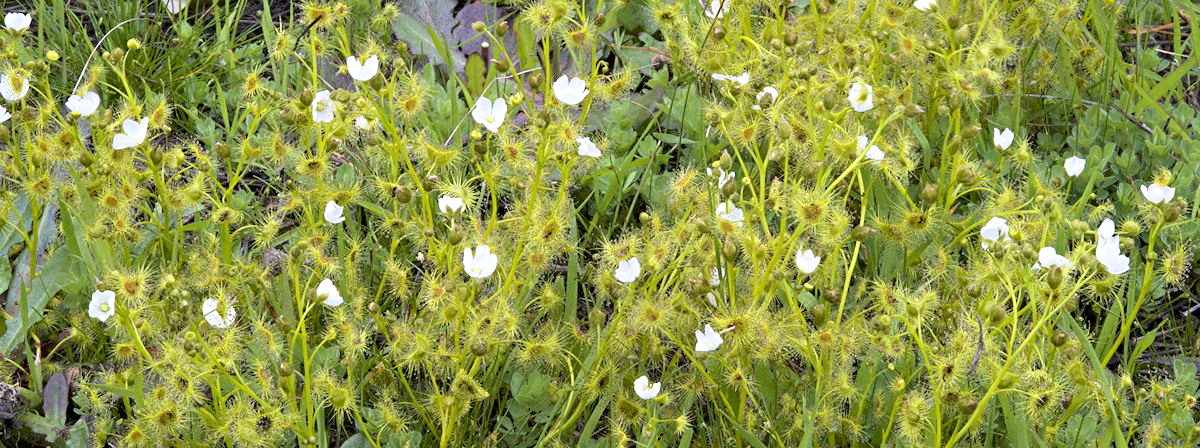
<box><xmin>0</xmin><ymin>0</ymin><xmax>1198</xmax><ymax>446</ymax></box>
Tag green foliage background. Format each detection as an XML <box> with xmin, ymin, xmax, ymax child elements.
<box><xmin>0</xmin><ymin>0</ymin><xmax>1198</xmax><ymax>446</ymax></box>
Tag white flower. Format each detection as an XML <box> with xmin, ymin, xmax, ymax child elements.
<box><xmin>715</xmin><ymin>201</ymin><xmax>744</xmax><ymax>226</ymax></box>
<box><xmin>711</xmin><ymin>72</ymin><xmax>750</xmax><ymax>86</ymax></box>
<box><xmin>355</xmin><ymin>115</ymin><xmax>371</xmax><ymax>130</ymax></box>
<box><xmin>847</xmin><ymin>82</ymin><xmax>874</xmax><ymax>112</ymax></box>
<box><xmin>706</xmin><ymin>167</ymin><xmax>735</xmax><ymax>188</ymax></box>
<box><xmin>795</xmin><ymin>249</ymin><xmax>820</xmax><ymax>274</ymax></box>
<box><xmin>702</xmin><ymin>0</ymin><xmax>726</xmax><ymax>18</ymax></box>
<box><xmin>463</xmin><ymin>245</ymin><xmax>499</xmax><ymax>279</ymax></box>
<box><xmin>1064</xmin><ymin>156</ymin><xmax>1086</xmax><ymax>177</ymax></box>
<box><xmin>4</xmin><ymin>13</ymin><xmax>31</xmax><ymax>32</ymax></box>
<box><xmin>0</xmin><ymin>105</ymin><xmax>9</xmax><ymax>124</ymax></box>
<box><xmin>112</xmin><ymin>117</ymin><xmax>149</xmax><ymax>150</ymax></box>
<box><xmin>709</xmin><ymin>267</ymin><xmax>722</xmax><ymax>287</ymax></box>
<box><xmin>980</xmin><ymin>217</ymin><xmax>1011</xmax><ymax>249</ymax></box>
<box><xmin>0</xmin><ymin>74</ymin><xmax>30</xmax><ymax>101</ymax></box>
<box><xmin>163</xmin><ymin>0</ymin><xmax>188</xmax><ymax>14</ymax></box>
<box><xmin>552</xmin><ymin>76</ymin><xmax>589</xmax><ymax>105</ymax></box>
<box><xmin>1140</xmin><ymin>183</ymin><xmax>1175</xmax><ymax>204</ymax></box>
<box><xmin>1031</xmin><ymin>247</ymin><xmax>1072</xmax><ymax>270</ymax></box>
<box><xmin>751</xmin><ymin>86</ymin><xmax>778</xmax><ymax>110</ymax></box>
<box><xmin>993</xmin><ymin>128</ymin><xmax>1015</xmax><ymax>150</ymax></box>
<box><xmin>1095</xmin><ymin>218</ymin><xmax>1129</xmax><ymax>275</ymax></box>
<box><xmin>346</xmin><ymin>55</ymin><xmax>379</xmax><ymax>81</ymax></box>
<box><xmin>323</xmin><ymin>200</ymin><xmax>345</xmax><ymax>224</ymax></box>
<box><xmin>912</xmin><ymin>0</ymin><xmax>936</xmax><ymax>11</ymax></box>
<box><xmin>858</xmin><ymin>136</ymin><xmax>884</xmax><ymax>165</ymax></box>
<box><xmin>66</xmin><ymin>91</ymin><xmax>101</xmax><ymax>117</ymax></box>
<box><xmin>614</xmin><ymin>257</ymin><xmax>641</xmax><ymax>284</ymax></box>
<box><xmin>202</xmin><ymin>298</ymin><xmax>236</xmax><ymax>328</ymax></box>
<box><xmin>705</xmin><ymin>267</ymin><xmax>722</xmax><ymax>306</ymax></box>
<box><xmin>695</xmin><ymin>324</ymin><xmax>731</xmax><ymax>352</ymax></box>
<box><xmin>316</xmin><ymin>278</ymin><xmax>344</xmax><ymax>306</ymax></box>
<box><xmin>88</xmin><ymin>290</ymin><xmax>116</xmax><ymax>322</ymax></box>
<box><xmin>438</xmin><ymin>195</ymin><xmax>465</xmax><ymax>214</ymax></box>
<box><xmin>471</xmin><ymin>97</ymin><xmax>507</xmax><ymax>133</ymax></box>
<box><xmin>311</xmin><ymin>90</ymin><xmax>336</xmax><ymax>123</ymax></box>
<box><xmin>576</xmin><ymin>137</ymin><xmax>601</xmax><ymax>158</ymax></box>
<box><xmin>633</xmin><ymin>375</ymin><xmax>661</xmax><ymax>400</ymax></box>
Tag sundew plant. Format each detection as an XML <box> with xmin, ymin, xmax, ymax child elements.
<box><xmin>0</xmin><ymin>0</ymin><xmax>1198</xmax><ymax>446</ymax></box>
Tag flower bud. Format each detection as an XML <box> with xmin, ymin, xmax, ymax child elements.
<box><xmin>1046</xmin><ymin>266</ymin><xmax>1064</xmax><ymax>289</ymax></box>
<box><xmin>723</xmin><ymin>237</ymin><xmax>737</xmax><ymax>259</ymax></box>
<box><xmin>851</xmin><ymin>226</ymin><xmax>877</xmax><ymax>241</ymax></box>
<box><xmin>811</xmin><ymin>303</ymin><xmax>828</xmax><ymax>326</ymax></box>
<box><xmin>801</xmin><ymin>163</ymin><xmax>820</xmax><ymax>179</ymax></box>
<box><xmin>904</xmin><ymin>103</ymin><xmax>925</xmax><ymax>117</ymax></box>
<box><xmin>712</xmin><ymin>26</ymin><xmax>725</xmax><ymax>40</ymax></box>
<box><xmin>492</xmin><ymin>58</ymin><xmax>510</xmax><ymax>73</ymax></box>
<box><xmin>1051</xmin><ymin>331</ymin><xmax>1068</xmax><ymax>347</ymax></box>
<box><xmin>961</xmin><ymin>125</ymin><xmax>982</xmax><ymax>139</ymax></box>
<box><xmin>921</xmin><ymin>183</ymin><xmax>938</xmax><ymax>203</ymax></box>
<box><xmin>987</xmin><ymin>303</ymin><xmax>1006</xmax><ymax>324</ymax></box>
<box><xmin>215</xmin><ymin>142</ymin><xmax>231</xmax><ymax>159</ymax></box>
<box><xmin>127</xmin><ymin>39</ymin><xmax>142</xmax><ymax>50</ymax></box>
<box><xmin>822</xmin><ymin>287</ymin><xmax>839</xmax><ymax>304</ymax></box>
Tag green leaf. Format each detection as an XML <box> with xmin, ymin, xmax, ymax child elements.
<box><xmin>393</xmin><ymin>13</ymin><xmax>466</xmax><ymax>72</ymax></box>
<box><xmin>0</xmin><ymin>248</ymin><xmax>73</xmax><ymax>353</ymax></box>
<box><xmin>340</xmin><ymin>434</ymin><xmax>370</xmax><ymax>448</ymax></box>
